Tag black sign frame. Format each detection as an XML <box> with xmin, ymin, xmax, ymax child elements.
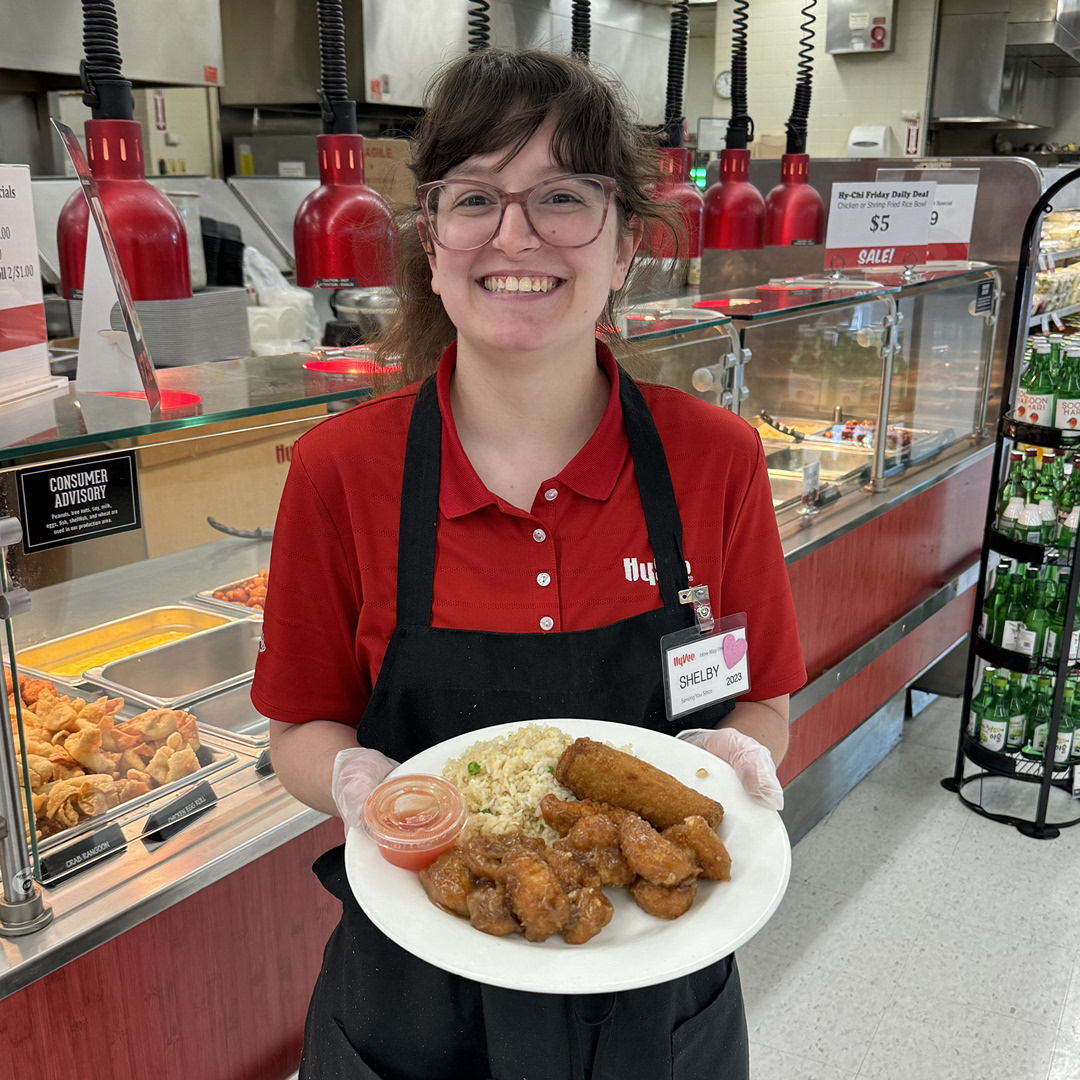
<box><xmin>16</xmin><ymin>449</ymin><xmax>142</xmax><ymax>554</ymax></box>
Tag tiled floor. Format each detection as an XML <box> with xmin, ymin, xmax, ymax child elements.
<box><xmin>740</xmin><ymin>693</ymin><xmax>1080</xmax><ymax>1080</ymax></box>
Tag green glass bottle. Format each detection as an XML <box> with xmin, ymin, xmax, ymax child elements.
<box><xmin>1056</xmin><ymin>348</ymin><xmax>1080</xmax><ymax>431</ymax></box>
<box><xmin>1060</xmin><ymin>505</ymin><xmax>1079</xmax><ymax>550</ymax></box>
<box><xmin>997</xmin><ymin>571</ymin><xmax>1030</xmax><ymax>650</ymax></box>
<box><xmin>1022</xmin><ymin>579</ymin><xmax>1052</xmax><ymax>659</ymax></box>
<box><xmin>1058</xmin><ymin>684</ymin><xmax>1078</xmax><ymax>766</ymax></box>
<box><xmin>968</xmin><ymin>666</ymin><xmax>997</xmax><ymax>740</ymax></box>
<box><xmin>1049</xmin><ymin>334</ymin><xmax>1066</xmax><ymax>382</ymax></box>
<box><xmin>983</xmin><ymin>559</ymin><xmax>1013</xmax><ymax>641</ymax></box>
<box><xmin>1033</xmin><ymin>466</ymin><xmax>1059</xmax><ymax>543</ymax></box>
<box><xmin>997</xmin><ymin>449</ymin><xmax>1027</xmax><ymax>525</ymax></box>
<box><xmin>1017</xmin><ymin>343</ymin><xmax>1056</xmax><ymax>427</ymax></box>
<box><xmin>979</xmin><ymin>674</ymin><xmax>1012</xmax><ymax>753</ymax></box>
<box><xmin>1024</xmin><ymin>675</ymin><xmax>1056</xmax><ymax>756</ymax></box>
<box><xmin>1006</xmin><ymin>670</ymin><xmax>1027</xmax><ymax>752</ymax></box>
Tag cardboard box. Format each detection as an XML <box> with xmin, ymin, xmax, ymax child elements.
<box><xmin>364</xmin><ymin>138</ymin><xmax>414</xmax><ymax>209</ymax></box>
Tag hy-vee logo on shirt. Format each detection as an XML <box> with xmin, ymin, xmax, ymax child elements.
<box><xmin>623</xmin><ymin>557</ymin><xmax>692</xmax><ymax>586</ymax></box>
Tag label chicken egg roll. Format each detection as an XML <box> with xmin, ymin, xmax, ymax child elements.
<box><xmin>554</xmin><ymin>737</ymin><xmax>724</xmax><ymax>830</ymax></box>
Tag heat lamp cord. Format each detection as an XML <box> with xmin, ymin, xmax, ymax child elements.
<box><xmin>571</xmin><ymin>0</ymin><xmax>591</xmax><ymax>62</ymax></box>
<box><xmin>316</xmin><ymin>0</ymin><xmax>357</xmax><ymax>134</ymax></box>
<box><xmin>468</xmin><ymin>1</ymin><xmax>491</xmax><ymax>52</ymax></box>
<box><xmin>726</xmin><ymin>0</ymin><xmax>753</xmax><ymax>150</ymax></box>
<box><xmin>80</xmin><ymin>0</ymin><xmax>132</xmax><ymax>121</ymax></box>
<box><xmin>664</xmin><ymin>0</ymin><xmax>689</xmax><ymax>148</ymax></box>
<box><xmin>785</xmin><ymin>0</ymin><xmax>816</xmax><ymax>154</ymax></box>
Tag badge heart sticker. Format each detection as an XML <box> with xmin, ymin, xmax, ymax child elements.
<box><xmin>722</xmin><ymin>634</ymin><xmax>748</xmax><ymax>669</ymax></box>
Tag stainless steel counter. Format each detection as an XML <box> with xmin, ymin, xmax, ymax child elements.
<box><xmin>0</xmin><ymin>439</ymin><xmax>994</xmax><ymax>999</ymax></box>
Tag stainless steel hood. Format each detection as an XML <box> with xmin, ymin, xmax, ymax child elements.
<box><xmin>930</xmin><ymin>0</ymin><xmax>1072</xmax><ymax>126</ymax></box>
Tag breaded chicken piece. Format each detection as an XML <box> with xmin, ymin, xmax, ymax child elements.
<box><xmin>562</xmin><ymin>885</ymin><xmax>614</xmax><ymax>945</ymax></box>
<box><xmin>662</xmin><ymin>816</ymin><xmax>732</xmax><ymax>881</ymax></box>
<box><xmin>552</xmin><ymin>814</ymin><xmax>636</xmax><ymax>887</ymax></box>
<box><xmin>539</xmin><ymin>793</ymin><xmax>624</xmax><ymax>836</ymax></box>
<box><xmin>467</xmin><ymin>883</ymin><xmax>520</xmax><ymax>937</ymax></box>
<box><xmin>555</xmin><ymin>738</ymin><xmax>724</xmax><ymax>830</ymax></box>
<box><xmin>457</xmin><ymin>830</ymin><xmax>546</xmax><ymax>882</ymax></box>
<box><xmin>630</xmin><ymin>877</ymin><xmax>698</xmax><ymax>920</ymax></box>
<box><xmin>618</xmin><ymin>813</ymin><xmax>699</xmax><ymax>887</ymax></box>
<box><xmin>419</xmin><ymin>848</ymin><xmax>476</xmax><ymax>917</ymax></box>
<box><xmin>542</xmin><ymin>846</ymin><xmax>602</xmax><ymax>891</ymax></box>
<box><xmin>501</xmin><ymin>849</ymin><xmax>571</xmax><ymax>942</ymax></box>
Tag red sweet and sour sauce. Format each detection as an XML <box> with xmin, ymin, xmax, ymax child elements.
<box><xmin>362</xmin><ymin>775</ymin><xmax>467</xmax><ymax>870</ymax></box>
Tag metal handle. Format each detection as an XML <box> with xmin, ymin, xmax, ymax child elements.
<box><xmin>0</xmin><ymin>515</ymin><xmax>52</xmax><ymax>936</ymax></box>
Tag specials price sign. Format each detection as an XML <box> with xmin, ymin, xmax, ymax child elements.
<box><xmin>824</xmin><ymin>181</ymin><xmax>936</xmax><ymax>269</ymax></box>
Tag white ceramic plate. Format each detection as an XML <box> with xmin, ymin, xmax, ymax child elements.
<box><xmin>344</xmin><ymin>718</ymin><xmax>791</xmax><ymax>994</ymax></box>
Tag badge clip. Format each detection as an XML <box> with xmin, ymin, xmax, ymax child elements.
<box><xmin>678</xmin><ymin>584</ymin><xmax>715</xmax><ymax>634</ymax></box>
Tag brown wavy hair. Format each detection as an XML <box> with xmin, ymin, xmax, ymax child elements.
<box><xmin>372</xmin><ymin>49</ymin><xmax>684</xmax><ymax>386</ymax></box>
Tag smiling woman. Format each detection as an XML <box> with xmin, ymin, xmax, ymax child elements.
<box><xmin>253</xmin><ymin>45</ymin><xmax>804</xmax><ymax>1080</ymax></box>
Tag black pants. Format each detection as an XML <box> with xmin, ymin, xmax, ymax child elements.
<box><xmin>300</xmin><ymin>847</ymin><xmax>750</xmax><ymax>1080</ymax></box>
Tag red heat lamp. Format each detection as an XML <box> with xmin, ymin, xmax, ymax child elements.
<box><xmin>647</xmin><ymin>4</ymin><xmax>703</xmax><ymax>267</ymax></box>
<box><xmin>57</xmin><ymin>2</ymin><xmax>190</xmax><ymax>301</ymax></box>
<box><xmin>763</xmin><ymin>1</ymin><xmax>824</xmax><ymax>247</ymax></box>
<box><xmin>703</xmin><ymin>0</ymin><xmax>764</xmax><ymax>251</ymax></box>
<box><xmin>294</xmin><ymin>0</ymin><xmax>394</xmax><ymax>289</ymax></box>
<box><xmin>704</xmin><ymin>149</ymin><xmax>764</xmax><ymax>251</ymax></box>
<box><xmin>649</xmin><ymin>147</ymin><xmax>703</xmax><ymax>262</ymax></box>
<box><xmin>764</xmin><ymin>154</ymin><xmax>824</xmax><ymax>247</ymax></box>
<box><xmin>294</xmin><ymin>134</ymin><xmax>395</xmax><ymax>288</ymax></box>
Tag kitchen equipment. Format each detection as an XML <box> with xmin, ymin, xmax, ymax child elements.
<box><xmin>703</xmin><ymin>0</ymin><xmax>765</xmax><ymax>251</ymax></box>
<box><xmin>82</xmin><ymin>618</ymin><xmax>264</xmax><ymax>709</ymax></box>
<box><xmin>55</xmin><ymin>0</ymin><xmax>191</xmax><ymax>301</ymax></box>
<box><xmin>164</xmin><ymin>191</ymin><xmax>208</xmax><ymax>291</ymax></box>
<box><xmin>293</xmin><ymin>0</ymin><xmax>395</xmax><ymax>289</ymax></box>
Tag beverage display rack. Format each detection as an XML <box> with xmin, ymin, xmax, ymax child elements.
<box><xmin>946</xmin><ymin>167</ymin><xmax>1080</xmax><ymax>839</ymax></box>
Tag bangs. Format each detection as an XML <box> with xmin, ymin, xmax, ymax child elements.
<box><xmin>412</xmin><ymin>50</ymin><xmax>643</xmax><ymax>188</ymax></box>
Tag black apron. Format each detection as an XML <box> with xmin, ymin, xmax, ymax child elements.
<box><xmin>300</xmin><ymin>370</ymin><xmax>748</xmax><ymax>1080</ymax></box>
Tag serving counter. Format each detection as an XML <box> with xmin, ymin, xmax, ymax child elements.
<box><xmin>0</xmin><ymin>267</ymin><xmax>997</xmax><ymax>1077</ymax></box>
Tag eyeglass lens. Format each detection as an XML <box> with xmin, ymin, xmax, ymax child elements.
<box><xmin>424</xmin><ymin>177</ymin><xmax>608</xmax><ymax>250</ymax></box>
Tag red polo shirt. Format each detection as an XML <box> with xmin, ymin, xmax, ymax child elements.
<box><xmin>251</xmin><ymin>342</ymin><xmax>805</xmax><ymax>725</ymax></box>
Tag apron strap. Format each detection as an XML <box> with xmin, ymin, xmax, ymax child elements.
<box><xmin>616</xmin><ymin>368</ymin><xmax>690</xmax><ymax>608</ymax></box>
<box><xmin>396</xmin><ymin>374</ymin><xmax>442</xmax><ymax>628</ymax></box>
<box><xmin>395</xmin><ymin>362</ymin><xmax>690</xmax><ymax>626</ymax></box>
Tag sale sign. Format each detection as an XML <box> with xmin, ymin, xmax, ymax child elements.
<box><xmin>824</xmin><ymin>181</ymin><xmax>936</xmax><ymax>270</ymax></box>
<box><xmin>878</xmin><ymin>168</ymin><xmax>979</xmax><ymax>261</ymax></box>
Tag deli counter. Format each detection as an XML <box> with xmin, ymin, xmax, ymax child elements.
<box><xmin>0</xmin><ymin>266</ymin><xmax>998</xmax><ymax>1078</ymax></box>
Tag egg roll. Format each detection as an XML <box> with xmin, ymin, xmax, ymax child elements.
<box><xmin>554</xmin><ymin>737</ymin><xmax>723</xmax><ymax>831</ymax></box>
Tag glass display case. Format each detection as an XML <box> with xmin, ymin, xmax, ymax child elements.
<box><xmin>640</xmin><ymin>265</ymin><xmax>1000</xmax><ymax>521</ymax></box>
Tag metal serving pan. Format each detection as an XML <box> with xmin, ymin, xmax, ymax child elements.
<box><xmin>764</xmin><ymin>444</ymin><xmax>871</xmax><ymax>484</ymax></box>
<box><xmin>190</xmin><ymin>571</ymin><xmax>268</xmax><ymax>617</ymax></box>
<box><xmin>179</xmin><ymin>680</ymin><xmax>270</xmax><ymax>749</ymax></box>
<box><xmin>81</xmin><ymin>618</ymin><xmax>264</xmax><ymax>710</ymax></box>
<box><xmin>17</xmin><ymin>606</ymin><xmax>240</xmax><ymax>682</ymax></box>
<box><xmin>16</xmin><ymin>679</ymin><xmax>239</xmax><ymax>854</ymax></box>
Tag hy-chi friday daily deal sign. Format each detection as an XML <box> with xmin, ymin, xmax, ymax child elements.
<box><xmin>824</xmin><ymin>181</ymin><xmax>936</xmax><ymax>270</ymax></box>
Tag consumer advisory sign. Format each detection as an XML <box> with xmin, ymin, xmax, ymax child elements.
<box><xmin>16</xmin><ymin>450</ymin><xmax>141</xmax><ymax>553</ymax></box>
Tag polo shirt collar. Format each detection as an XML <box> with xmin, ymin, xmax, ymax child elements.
<box><xmin>436</xmin><ymin>339</ymin><xmax>629</xmax><ymax>519</ymax></box>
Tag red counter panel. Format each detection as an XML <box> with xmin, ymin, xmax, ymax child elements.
<box><xmin>0</xmin><ymin>818</ymin><xmax>344</xmax><ymax>1080</ymax></box>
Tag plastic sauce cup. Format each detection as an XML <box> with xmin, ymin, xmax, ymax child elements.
<box><xmin>362</xmin><ymin>775</ymin><xmax>467</xmax><ymax>870</ymax></box>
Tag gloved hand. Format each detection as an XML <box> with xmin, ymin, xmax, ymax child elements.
<box><xmin>331</xmin><ymin>747</ymin><xmax>400</xmax><ymax>831</ymax></box>
<box><xmin>677</xmin><ymin>727</ymin><xmax>784</xmax><ymax>811</ymax></box>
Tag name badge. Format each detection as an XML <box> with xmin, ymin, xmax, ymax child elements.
<box><xmin>661</xmin><ymin>612</ymin><xmax>750</xmax><ymax>721</ymax></box>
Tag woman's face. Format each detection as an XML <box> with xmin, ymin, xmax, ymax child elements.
<box><xmin>424</xmin><ymin>124</ymin><xmax>637</xmax><ymax>361</ymax></box>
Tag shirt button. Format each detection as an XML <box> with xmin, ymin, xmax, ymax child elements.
<box><xmin>532</xmin><ymin>528</ymin><xmax>547</xmax><ymax>542</ymax></box>
<box><xmin>537</xmin><ymin>572</ymin><xmax>551</xmax><ymax>587</ymax></box>
<box><xmin>544</xmin><ymin>488</ymin><xmax>558</xmax><ymax>502</ymax></box>
<box><xmin>540</xmin><ymin>616</ymin><xmax>554</xmax><ymax>631</ymax></box>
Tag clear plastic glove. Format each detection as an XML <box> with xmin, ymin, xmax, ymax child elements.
<box><xmin>677</xmin><ymin>727</ymin><xmax>784</xmax><ymax>811</ymax></box>
<box><xmin>331</xmin><ymin>747</ymin><xmax>400</xmax><ymax>831</ymax></box>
